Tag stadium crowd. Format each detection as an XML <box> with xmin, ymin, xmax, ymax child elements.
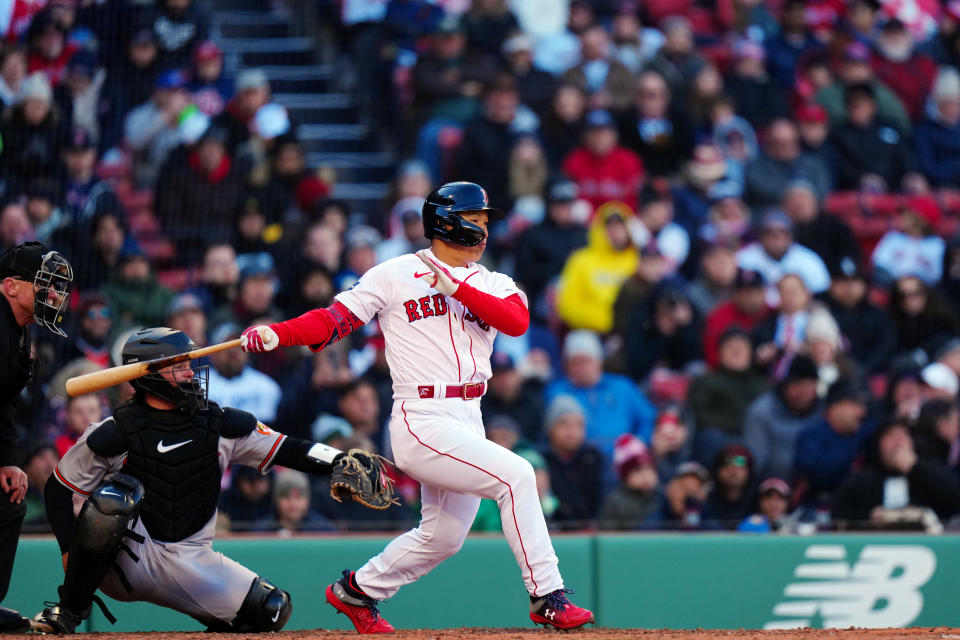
<box><xmin>7</xmin><ymin>0</ymin><xmax>960</xmax><ymax>535</ymax></box>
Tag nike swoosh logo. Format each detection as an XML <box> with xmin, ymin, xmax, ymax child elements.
<box><xmin>414</xmin><ymin>271</ymin><xmax>432</xmax><ymax>278</ymax></box>
<box><xmin>271</xmin><ymin>609</ymin><xmax>280</xmax><ymax>623</ymax></box>
<box><xmin>156</xmin><ymin>439</ymin><xmax>192</xmax><ymax>454</ymax></box>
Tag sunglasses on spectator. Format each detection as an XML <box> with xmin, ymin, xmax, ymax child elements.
<box><xmin>86</xmin><ymin>307</ymin><xmax>111</xmax><ymax>319</ymax></box>
<box><xmin>723</xmin><ymin>455</ymin><xmax>747</xmax><ymax>467</ymax></box>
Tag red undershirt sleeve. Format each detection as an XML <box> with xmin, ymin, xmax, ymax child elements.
<box><xmin>452</xmin><ymin>285</ymin><xmax>529</xmax><ymax>337</ymax></box>
<box><xmin>269</xmin><ymin>301</ymin><xmax>364</xmax><ymax>350</ymax></box>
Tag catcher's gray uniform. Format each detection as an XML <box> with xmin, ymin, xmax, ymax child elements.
<box><xmin>52</xmin><ymin>416</ymin><xmax>287</xmax><ymax>623</ymax></box>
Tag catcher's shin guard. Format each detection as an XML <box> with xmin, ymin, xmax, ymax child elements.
<box><xmin>230</xmin><ymin>577</ymin><xmax>292</xmax><ymax>632</ymax></box>
<box><xmin>54</xmin><ymin>474</ymin><xmax>144</xmax><ymax>621</ymax></box>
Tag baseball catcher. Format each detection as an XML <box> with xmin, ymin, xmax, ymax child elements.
<box><xmin>34</xmin><ymin>327</ymin><xmax>393</xmax><ymax>634</ymax></box>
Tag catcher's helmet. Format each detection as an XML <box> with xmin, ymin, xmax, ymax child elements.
<box><xmin>122</xmin><ymin>327</ymin><xmax>208</xmax><ymax>411</ymax></box>
<box><xmin>422</xmin><ymin>181</ymin><xmax>504</xmax><ymax>247</ymax></box>
<box><xmin>0</xmin><ymin>241</ymin><xmax>73</xmax><ymax>337</ymax></box>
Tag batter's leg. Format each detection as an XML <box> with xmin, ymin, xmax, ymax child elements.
<box><xmin>355</xmin><ymin>482</ymin><xmax>479</xmax><ymax>600</ymax></box>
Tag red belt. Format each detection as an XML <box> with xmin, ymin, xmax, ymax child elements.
<box><xmin>417</xmin><ymin>382</ymin><xmax>486</xmax><ymax>400</ymax></box>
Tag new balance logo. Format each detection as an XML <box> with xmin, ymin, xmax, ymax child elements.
<box><xmin>156</xmin><ymin>439</ymin><xmax>193</xmax><ymax>454</ymax></box>
<box><xmin>545</xmin><ymin>609</ymin><xmax>555</xmax><ymax>620</ymax></box>
<box><xmin>765</xmin><ymin>545</ymin><xmax>936</xmax><ymax>630</ymax></box>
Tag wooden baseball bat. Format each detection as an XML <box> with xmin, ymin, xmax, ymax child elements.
<box><xmin>65</xmin><ymin>338</ymin><xmax>243</xmax><ymax>397</ymax></box>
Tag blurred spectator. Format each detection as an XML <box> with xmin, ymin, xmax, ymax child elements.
<box><xmin>337</xmin><ymin>378</ymin><xmax>382</xmax><ymax>442</ymax></box>
<box><xmin>212</xmin><ymin>252</ymin><xmax>281</xmax><ymax>328</ymax></box>
<box><xmin>545</xmin><ymin>330</ymin><xmax>656</xmax><ymax>464</ymax></box>
<box><xmin>481</xmin><ymin>352</ymin><xmax>545</xmax><ymax>444</ymax></box>
<box><xmin>698</xmin><ymin>182</ymin><xmax>752</xmax><ymax>248</ymax></box>
<box><xmin>463</xmin><ymin>0</ymin><xmax>519</xmax><ymax>61</ymax></box>
<box><xmin>610</xmin><ymin>9</ymin><xmax>663</xmax><ymax>74</ymax></box>
<box><xmin>913</xmin><ymin>398</ymin><xmax>960</xmax><ymax>477</ymax></box>
<box><xmin>805</xmin><ymin>307</ymin><xmax>863</xmax><ymax>394</ymax></box>
<box><xmin>618</xmin><ymin>70</ymin><xmax>689</xmax><ymax>177</ymax></box>
<box><xmin>688</xmin><ymin>327</ymin><xmax>769</xmax><ymax>453</ymax></box>
<box><xmin>650</xmin><ymin>461</ymin><xmax>709</xmax><ymax>529</ymax></box>
<box><xmin>192</xmin><ymin>242</ymin><xmax>239</xmax><ymax>311</ymax></box>
<box><xmin>337</xmin><ymin>225</ymin><xmax>382</xmax><ymax>291</ymax></box>
<box><xmin>630</xmin><ymin>180</ymin><xmax>688</xmax><ymax>274</ymax></box>
<box><xmin>53</xmin><ymin>393</ymin><xmax>102</xmax><ymax>457</ymax></box>
<box><xmin>846</xmin><ymin>0</ymin><xmax>882</xmax><ymax>45</ymax></box>
<box><xmin>155</xmin><ymin>124</ymin><xmax>245</xmax><ymax>260</ymax></box>
<box><xmin>765</xmin><ymin>0</ymin><xmax>820</xmax><ymax>90</ymax></box>
<box><xmin>744</xmin><ymin>119</ymin><xmax>831</xmax><ymax>209</ymax></box>
<box><xmin>737</xmin><ymin>212</ymin><xmax>830</xmax><ymax>301</ymax></box>
<box><xmin>507</xmin><ymin>134</ymin><xmax>548</xmax><ymax>201</ymax></box>
<box><xmin>555</xmin><ymin>201</ymin><xmax>638</xmax><ymax>333</ymax></box>
<box><xmin>648</xmin><ymin>407</ymin><xmax>693</xmax><ymax>483</ymax></box>
<box><xmin>532</xmin><ymin>0</ymin><xmax>595</xmax><ymax>76</ymax></box>
<box><xmin>686</xmin><ymin>240</ymin><xmax>737</xmax><ymax>317</ymax></box>
<box><xmin>501</xmin><ymin>33</ymin><xmax>555</xmax><ymax>119</ymax></box>
<box><xmin>724</xmin><ymin>39</ymin><xmax>788</xmax><ymax>130</ymax></box>
<box><xmin>915</xmin><ymin>67</ymin><xmax>960</xmax><ymax>187</ymax></box>
<box><xmin>0</xmin><ymin>73</ymin><xmax>62</xmax><ymax>190</ymax></box>
<box><xmin>920</xmin><ymin>362</ymin><xmax>959</xmax><ymax>401</ymax></box>
<box><xmin>206</xmin><ymin>322</ymin><xmax>282</xmax><ymax>422</ymax></box>
<box><xmin>830</xmin><ymin>84</ymin><xmax>918</xmax><ymax>192</ymax></box>
<box><xmin>794</xmin><ymin>381</ymin><xmax>873</xmax><ymax>504</ymax></box>
<box><xmin>871</xmin><ymin>199</ymin><xmax>945</xmax><ymax>286</ymax></box>
<box><xmin>24</xmin><ymin>181</ymin><xmax>68</xmax><ymax>245</ymax></box>
<box><xmin>539</xmin><ymin>83</ymin><xmax>586</xmax><ymax>169</ymax></box>
<box><xmin>889</xmin><ymin>276</ymin><xmax>960</xmax><ymax>354</ymax></box>
<box><xmin>783</xmin><ymin>180</ymin><xmax>859</xmax><ymax>273</ymax></box>
<box><xmin>832</xmin><ymin>418</ymin><xmax>960</xmax><ymax>528</ymax></box>
<box><xmin>560</xmin><ymin>24</ymin><xmax>633</xmax><ymax>112</ymax></box>
<box><xmin>21</xmin><ymin>442</ymin><xmax>58</xmax><ymax>530</ymax></box>
<box><xmin>219</xmin><ymin>466</ymin><xmax>273</xmax><ymax>532</ymax></box>
<box><xmin>514</xmin><ymin>179</ymin><xmax>586</xmax><ymax>322</ymax></box>
<box><xmin>214</xmin><ymin>68</ymin><xmax>270</xmax><ymax>155</ymax></box>
<box><xmin>822</xmin><ymin>257</ymin><xmax>896</xmax><ymax>374</ymax></box>
<box><xmin>99</xmin><ymin>27</ymin><xmax>161</xmax><ymax>150</ymax></box>
<box><xmin>623</xmin><ymin>284</ymin><xmax>702</xmax><ymax>382</ymax></box>
<box><xmin>564</xmin><ymin>109</ymin><xmax>643</xmax><ymax>213</ymax></box>
<box><xmin>934</xmin><ymin>338</ymin><xmax>960</xmax><ymax>379</ymax></box>
<box><xmin>188</xmin><ymin>40</ymin><xmax>230</xmax><ymax>117</ymax></box>
<box><xmin>0</xmin><ymin>45</ymin><xmax>27</xmax><ymax>107</ymax></box>
<box><xmin>259</xmin><ymin>469</ymin><xmax>335</xmax><ymax>534</ymax></box>
<box><xmin>541</xmin><ymin>394</ymin><xmax>604</xmax><ymax>529</ymax></box>
<box><xmin>103</xmin><ymin>248</ymin><xmax>175</xmax><ymax>328</ymax></box>
<box><xmin>0</xmin><ymin>199</ymin><xmax>31</xmax><ymax>250</ymax></box>
<box><xmin>738</xmin><ymin>477</ymin><xmax>792</xmax><ymax>532</ymax></box>
<box><xmin>703</xmin><ymin>445</ymin><xmax>756</xmax><ymax>529</ymax></box>
<box><xmin>70</xmin><ymin>210</ymin><xmax>135</xmax><ymax>292</ymax></box>
<box><xmin>815</xmin><ymin>42</ymin><xmax>909</xmax><ymax>133</ymax></box>
<box><xmin>599</xmin><ymin>434</ymin><xmax>660</xmax><ymax>529</ymax></box>
<box><xmin>795</xmin><ymin>102</ymin><xmax>833</xmax><ymax>166</ymax></box>
<box><xmin>643</xmin><ymin>16</ymin><xmax>704</xmax><ymax>101</ymax></box>
<box><xmin>672</xmin><ymin>143</ymin><xmax>728</xmax><ymax>237</ymax></box>
<box><xmin>685</xmin><ymin>65</ymin><xmax>725</xmax><ymax>141</ymax></box>
<box><xmin>870</xmin><ymin>18</ymin><xmax>936</xmax><ymax>122</ymax></box>
<box><xmin>743</xmin><ymin>355</ymin><xmax>823</xmax><ymax>481</ymax></box>
<box><xmin>25</xmin><ymin>9</ymin><xmax>78</xmax><ymax>85</ymax></box>
<box><xmin>377</xmin><ymin>197</ymin><xmax>428</xmax><ymax>263</ymax></box>
<box><xmin>59</xmin><ymin>293</ymin><xmax>112</xmax><ymax>368</ymax></box>
<box><xmin>60</xmin><ymin>127</ymin><xmax>121</xmax><ymax>226</ymax></box>
<box><xmin>166</xmin><ymin>292</ymin><xmax>207</xmax><ymax>347</ymax></box>
<box><xmin>125</xmin><ymin>69</ymin><xmax>207</xmax><ymax>187</ymax></box>
<box><xmin>53</xmin><ymin>50</ymin><xmax>104</xmax><ymax>140</ymax></box>
<box><xmin>702</xmin><ymin>268</ymin><xmax>769</xmax><ymax>369</ymax></box>
<box><xmin>456</xmin><ymin>75</ymin><xmax>521</xmax><ymax>209</ymax></box>
<box><xmin>147</xmin><ymin>0</ymin><xmax>209</xmax><ymax>70</ymax></box>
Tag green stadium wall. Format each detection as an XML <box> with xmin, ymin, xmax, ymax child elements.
<box><xmin>7</xmin><ymin>534</ymin><xmax>960</xmax><ymax>632</ymax></box>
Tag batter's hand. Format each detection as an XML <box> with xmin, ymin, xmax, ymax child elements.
<box><xmin>241</xmin><ymin>325</ymin><xmax>279</xmax><ymax>353</ymax></box>
<box><xmin>0</xmin><ymin>466</ymin><xmax>27</xmax><ymax>503</ymax></box>
<box><xmin>416</xmin><ymin>250</ymin><xmax>460</xmax><ymax>296</ymax></box>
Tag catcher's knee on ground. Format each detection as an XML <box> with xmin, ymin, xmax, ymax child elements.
<box><xmin>230</xmin><ymin>577</ymin><xmax>291</xmax><ymax>632</ymax></box>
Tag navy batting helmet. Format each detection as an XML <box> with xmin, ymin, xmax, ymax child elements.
<box><xmin>422</xmin><ymin>182</ymin><xmax>504</xmax><ymax>247</ymax></box>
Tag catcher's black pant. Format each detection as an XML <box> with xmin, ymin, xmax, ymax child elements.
<box><xmin>0</xmin><ymin>497</ymin><xmax>25</xmax><ymax>602</ymax></box>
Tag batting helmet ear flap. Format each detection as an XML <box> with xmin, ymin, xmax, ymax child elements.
<box><xmin>422</xmin><ymin>182</ymin><xmax>502</xmax><ymax>247</ymax></box>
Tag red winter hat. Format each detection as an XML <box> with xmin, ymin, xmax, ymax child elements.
<box><xmin>613</xmin><ymin>434</ymin><xmax>653</xmax><ymax>481</ymax></box>
<box><xmin>795</xmin><ymin>102</ymin><xmax>828</xmax><ymax>124</ymax></box>
<box><xmin>903</xmin><ymin>196</ymin><xmax>941</xmax><ymax>229</ymax></box>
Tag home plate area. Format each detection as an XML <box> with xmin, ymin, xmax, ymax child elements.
<box><xmin>34</xmin><ymin>627</ymin><xmax>960</xmax><ymax>639</ymax></box>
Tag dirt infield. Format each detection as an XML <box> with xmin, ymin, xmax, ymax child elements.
<box><xmin>47</xmin><ymin>628</ymin><xmax>960</xmax><ymax>640</ymax></box>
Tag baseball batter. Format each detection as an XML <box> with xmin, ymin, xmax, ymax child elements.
<box><xmin>242</xmin><ymin>181</ymin><xmax>595</xmax><ymax>633</ymax></box>
<box><xmin>35</xmin><ymin>328</ymin><xmax>384</xmax><ymax>634</ymax></box>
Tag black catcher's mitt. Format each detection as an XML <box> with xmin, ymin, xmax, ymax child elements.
<box><xmin>330</xmin><ymin>449</ymin><xmax>399</xmax><ymax>511</ymax></box>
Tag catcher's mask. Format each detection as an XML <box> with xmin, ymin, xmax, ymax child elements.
<box><xmin>122</xmin><ymin>327</ymin><xmax>208</xmax><ymax>411</ymax></box>
<box><xmin>422</xmin><ymin>181</ymin><xmax>504</xmax><ymax>247</ymax></box>
<box><xmin>0</xmin><ymin>242</ymin><xmax>73</xmax><ymax>337</ymax></box>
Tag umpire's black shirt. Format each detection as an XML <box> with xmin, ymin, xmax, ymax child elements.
<box><xmin>0</xmin><ymin>296</ymin><xmax>31</xmax><ymax>467</ymax></box>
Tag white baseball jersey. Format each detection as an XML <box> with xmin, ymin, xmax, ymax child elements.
<box><xmin>334</xmin><ymin>249</ymin><xmax>525</xmax><ymax>393</ymax></box>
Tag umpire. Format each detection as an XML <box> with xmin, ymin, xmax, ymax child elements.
<box><xmin>0</xmin><ymin>241</ymin><xmax>72</xmax><ymax>631</ymax></box>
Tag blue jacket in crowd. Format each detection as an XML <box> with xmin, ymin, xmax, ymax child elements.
<box><xmin>794</xmin><ymin>418</ymin><xmax>876</xmax><ymax>500</ymax></box>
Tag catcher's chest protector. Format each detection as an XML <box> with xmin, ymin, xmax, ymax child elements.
<box><xmin>113</xmin><ymin>404</ymin><xmax>223</xmax><ymax>542</ymax></box>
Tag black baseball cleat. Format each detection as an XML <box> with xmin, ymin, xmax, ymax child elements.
<box><xmin>0</xmin><ymin>606</ymin><xmax>29</xmax><ymax>633</ymax></box>
<box><xmin>529</xmin><ymin>589</ymin><xmax>595</xmax><ymax>630</ymax></box>
<box><xmin>33</xmin><ymin>603</ymin><xmax>83</xmax><ymax>634</ymax></box>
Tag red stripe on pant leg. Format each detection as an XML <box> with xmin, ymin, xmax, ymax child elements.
<box><xmin>400</xmin><ymin>401</ymin><xmax>540</xmax><ymax>595</ymax></box>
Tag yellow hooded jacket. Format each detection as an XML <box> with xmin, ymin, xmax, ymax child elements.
<box><xmin>555</xmin><ymin>202</ymin><xmax>639</xmax><ymax>333</ymax></box>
